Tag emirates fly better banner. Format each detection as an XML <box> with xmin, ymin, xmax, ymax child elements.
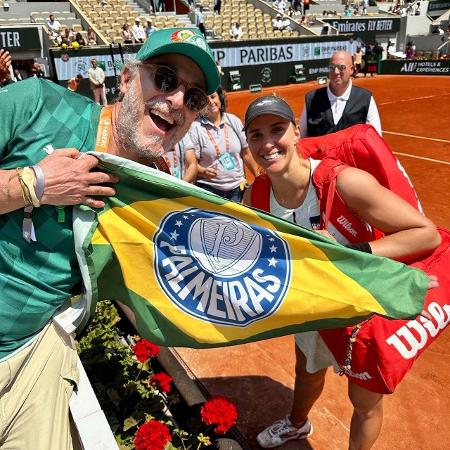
<box><xmin>73</xmin><ymin>153</ymin><xmax>428</xmax><ymax>348</ymax></box>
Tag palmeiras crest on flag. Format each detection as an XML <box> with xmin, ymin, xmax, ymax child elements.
<box><xmin>154</xmin><ymin>209</ymin><xmax>291</xmax><ymax>327</ymax></box>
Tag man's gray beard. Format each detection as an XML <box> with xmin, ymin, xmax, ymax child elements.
<box><xmin>115</xmin><ymin>83</ymin><xmax>186</xmax><ymax>161</ymax></box>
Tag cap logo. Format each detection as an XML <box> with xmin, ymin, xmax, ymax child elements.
<box><xmin>256</xmin><ymin>99</ymin><xmax>276</xmax><ymax>107</ymax></box>
<box><xmin>194</xmin><ymin>37</ymin><xmax>207</xmax><ymax>50</ymax></box>
<box><xmin>171</xmin><ymin>29</ymin><xmax>196</xmax><ymax>42</ymax></box>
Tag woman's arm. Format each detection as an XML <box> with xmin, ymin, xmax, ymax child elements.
<box><xmin>182</xmin><ymin>149</ymin><xmax>198</xmax><ymax>183</ymax></box>
<box><xmin>337</xmin><ymin>167</ymin><xmax>440</xmax><ymax>261</ymax></box>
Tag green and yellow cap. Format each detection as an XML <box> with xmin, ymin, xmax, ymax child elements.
<box><xmin>136</xmin><ymin>27</ymin><xmax>219</xmax><ymax>95</ymax></box>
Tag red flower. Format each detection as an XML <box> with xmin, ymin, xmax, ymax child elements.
<box><xmin>200</xmin><ymin>395</ymin><xmax>238</xmax><ymax>434</ymax></box>
<box><xmin>134</xmin><ymin>419</ymin><xmax>171</xmax><ymax>450</ymax></box>
<box><xmin>150</xmin><ymin>372</ymin><xmax>173</xmax><ymax>393</ymax></box>
<box><xmin>132</xmin><ymin>339</ymin><xmax>160</xmax><ymax>363</ymax></box>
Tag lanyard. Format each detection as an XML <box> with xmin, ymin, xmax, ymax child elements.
<box><xmin>95</xmin><ymin>106</ymin><xmax>113</xmax><ymax>152</ymax></box>
<box><xmin>205</xmin><ymin>121</ymin><xmax>230</xmax><ymax>158</ymax></box>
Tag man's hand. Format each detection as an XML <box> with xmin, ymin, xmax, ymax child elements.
<box><xmin>39</xmin><ymin>149</ymin><xmax>119</xmax><ymax>208</ymax></box>
<box><xmin>0</xmin><ymin>49</ymin><xmax>12</xmax><ymax>83</ymax></box>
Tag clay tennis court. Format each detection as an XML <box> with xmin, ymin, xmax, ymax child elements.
<box><xmin>175</xmin><ymin>75</ymin><xmax>450</xmax><ymax>450</ymax></box>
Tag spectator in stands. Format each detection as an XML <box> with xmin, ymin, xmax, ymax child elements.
<box><xmin>47</xmin><ymin>14</ymin><xmax>62</xmax><ymax>42</ymax></box>
<box><xmin>87</xmin><ymin>27</ymin><xmax>97</xmax><ymax>46</ymax></box>
<box><xmin>122</xmin><ymin>23</ymin><xmax>133</xmax><ymax>44</ymax></box>
<box><xmin>229</xmin><ymin>22</ymin><xmax>243</xmax><ymax>40</ymax></box>
<box><xmin>216</xmin><ymin>59</ymin><xmax>224</xmax><ymax>78</ymax></box>
<box><xmin>214</xmin><ymin>0</ymin><xmax>222</xmax><ymax>15</ymax></box>
<box><xmin>60</xmin><ymin>29</ymin><xmax>74</xmax><ymax>47</ymax></box>
<box><xmin>405</xmin><ymin>41</ymin><xmax>415</xmax><ymax>60</ymax></box>
<box><xmin>67</xmin><ymin>74</ymin><xmax>83</xmax><ymax>92</ymax></box>
<box><xmin>132</xmin><ymin>18</ymin><xmax>146</xmax><ymax>44</ymax></box>
<box><xmin>88</xmin><ymin>59</ymin><xmax>107</xmax><ymax>106</ymax></box>
<box><xmin>292</xmin><ymin>0</ymin><xmax>302</xmax><ymax>13</ymax></box>
<box><xmin>0</xmin><ymin>26</ymin><xmax>219</xmax><ymax>450</ymax></box>
<box><xmin>321</xmin><ymin>25</ymin><xmax>329</xmax><ymax>35</ymax></box>
<box><xmin>386</xmin><ymin>40</ymin><xmax>394</xmax><ymax>59</ymax></box>
<box><xmin>74</xmin><ymin>32</ymin><xmax>87</xmax><ymax>47</ymax></box>
<box><xmin>195</xmin><ymin>6</ymin><xmax>207</xmax><ymax>39</ymax></box>
<box><xmin>189</xmin><ymin>86</ymin><xmax>259</xmax><ymax>201</ymax></box>
<box><xmin>145</xmin><ymin>20</ymin><xmax>158</xmax><ymax>38</ymax></box>
<box><xmin>273</xmin><ymin>0</ymin><xmax>287</xmax><ymax>13</ymax></box>
<box><xmin>165</xmin><ymin>135</ymin><xmax>198</xmax><ymax>183</ymax></box>
<box><xmin>353</xmin><ymin>46</ymin><xmax>363</xmax><ymax>76</ymax></box>
<box><xmin>30</xmin><ymin>60</ymin><xmax>45</xmax><ymax>78</ymax></box>
<box><xmin>272</xmin><ymin>14</ymin><xmax>284</xmax><ymax>31</ymax></box>
<box><xmin>282</xmin><ymin>15</ymin><xmax>292</xmax><ymax>31</ymax></box>
<box><xmin>156</xmin><ymin>0</ymin><xmax>166</xmax><ymax>12</ymax></box>
<box><xmin>0</xmin><ymin>48</ymin><xmax>12</xmax><ymax>84</ymax></box>
<box><xmin>299</xmin><ymin>50</ymin><xmax>381</xmax><ymax>137</ymax></box>
<box><xmin>363</xmin><ymin>43</ymin><xmax>376</xmax><ymax>77</ymax></box>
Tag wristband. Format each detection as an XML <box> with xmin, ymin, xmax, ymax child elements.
<box><xmin>345</xmin><ymin>242</ymin><xmax>372</xmax><ymax>254</ymax></box>
<box><xmin>31</xmin><ymin>164</ymin><xmax>45</xmax><ymax>202</ymax></box>
<box><xmin>22</xmin><ymin>167</ymin><xmax>40</xmax><ymax>208</ymax></box>
<box><xmin>16</xmin><ymin>167</ymin><xmax>34</xmax><ymax>207</ymax></box>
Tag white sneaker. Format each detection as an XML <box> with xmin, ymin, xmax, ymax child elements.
<box><xmin>256</xmin><ymin>415</ymin><xmax>313</xmax><ymax>448</ymax></box>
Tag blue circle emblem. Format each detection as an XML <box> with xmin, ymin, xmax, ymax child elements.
<box><xmin>154</xmin><ymin>209</ymin><xmax>291</xmax><ymax>327</ymax></box>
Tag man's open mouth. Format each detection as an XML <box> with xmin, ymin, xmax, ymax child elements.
<box><xmin>150</xmin><ymin>111</ymin><xmax>176</xmax><ymax>133</ymax></box>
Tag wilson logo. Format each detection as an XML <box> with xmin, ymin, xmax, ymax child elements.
<box><xmin>386</xmin><ymin>301</ymin><xmax>450</xmax><ymax>359</ymax></box>
<box><xmin>337</xmin><ymin>215</ymin><xmax>358</xmax><ymax>237</ymax></box>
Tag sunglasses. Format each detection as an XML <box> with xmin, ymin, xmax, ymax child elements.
<box><xmin>328</xmin><ymin>64</ymin><xmax>348</xmax><ymax>72</ymax></box>
<box><xmin>142</xmin><ymin>63</ymin><xmax>208</xmax><ymax>112</ymax></box>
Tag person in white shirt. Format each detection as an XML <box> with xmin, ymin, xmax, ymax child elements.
<box><xmin>273</xmin><ymin>0</ymin><xmax>287</xmax><ymax>13</ymax></box>
<box><xmin>229</xmin><ymin>22</ymin><xmax>243</xmax><ymax>40</ymax></box>
<box><xmin>87</xmin><ymin>58</ymin><xmax>107</xmax><ymax>106</ymax></box>
<box><xmin>131</xmin><ymin>18</ymin><xmax>146</xmax><ymax>43</ymax></box>
<box><xmin>282</xmin><ymin>16</ymin><xmax>292</xmax><ymax>31</ymax></box>
<box><xmin>272</xmin><ymin>14</ymin><xmax>284</xmax><ymax>30</ymax></box>
<box><xmin>299</xmin><ymin>50</ymin><xmax>381</xmax><ymax>138</ymax></box>
<box><xmin>47</xmin><ymin>14</ymin><xmax>62</xmax><ymax>42</ymax></box>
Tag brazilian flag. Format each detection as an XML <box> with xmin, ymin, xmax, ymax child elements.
<box><xmin>73</xmin><ymin>153</ymin><xmax>428</xmax><ymax>348</ymax></box>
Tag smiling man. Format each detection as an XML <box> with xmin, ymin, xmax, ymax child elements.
<box><xmin>299</xmin><ymin>50</ymin><xmax>381</xmax><ymax>137</ymax></box>
<box><xmin>0</xmin><ymin>27</ymin><xmax>218</xmax><ymax>450</ymax></box>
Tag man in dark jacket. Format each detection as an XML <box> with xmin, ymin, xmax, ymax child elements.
<box><xmin>299</xmin><ymin>50</ymin><xmax>381</xmax><ymax>137</ymax></box>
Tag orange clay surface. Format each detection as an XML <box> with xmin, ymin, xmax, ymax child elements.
<box><xmin>175</xmin><ymin>76</ymin><xmax>450</xmax><ymax>450</ymax></box>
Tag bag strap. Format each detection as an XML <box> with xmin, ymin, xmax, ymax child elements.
<box><xmin>250</xmin><ymin>174</ymin><xmax>271</xmax><ymax>212</ymax></box>
<box><xmin>312</xmin><ymin>158</ymin><xmax>346</xmax><ymax>228</ymax></box>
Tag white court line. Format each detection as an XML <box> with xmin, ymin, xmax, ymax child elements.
<box><xmin>393</xmin><ymin>152</ymin><xmax>450</xmax><ymax>166</ymax></box>
<box><xmin>378</xmin><ymin>94</ymin><xmax>450</xmax><ymax>106</ymax></box>
<box><xmin>377</xmin><ymin>94</ymin><xmax>450</xmax><ymax>106</ymax></box>
<box><xmin>383</xmin><ymin>131</ymin><xmax>450</xmax><ymax>144</ymax></box>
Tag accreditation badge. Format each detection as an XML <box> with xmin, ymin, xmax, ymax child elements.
<box><xmin>218</xmin><ymin>151</ymin><xmax>238</xmax><ymax>171</ymax></box>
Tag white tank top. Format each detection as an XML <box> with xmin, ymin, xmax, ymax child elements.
<box><xmin>270</xmin><ymin>159</ymin><xmax>321</xmax><ymax>230</ymax></box>
<box><xmin>269</xmin><ymin>158</ymin><xmax>349</xmax><ymax>244</ymax></box>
